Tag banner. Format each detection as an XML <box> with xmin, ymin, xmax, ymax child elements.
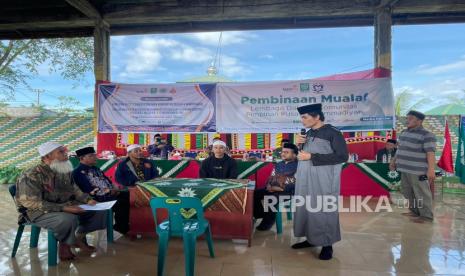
<box><xmin>98</xmin><ymin>83</ymin><xmax>216</xmax><ymax>133</ymax></box>
<box><xmin>456</xmin><ymin>116</ymin><xmax>465</xmax><ymax>184</ymax></box>
<box><xmin>216</xmin><ymin>78</ymin><xmax>394</xmax><ymax>133</ymax></box>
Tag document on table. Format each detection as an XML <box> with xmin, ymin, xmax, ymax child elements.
<box><xmin>79</xmin><ymin>200</ymin><xmax>116</xmax><ymax>211</ymax></box>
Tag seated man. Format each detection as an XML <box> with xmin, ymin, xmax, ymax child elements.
<box><xmin>376</xmin><ymin>138</ymin><xmax>397</xmax><ymax>163</ymax></box>
<box><xmin>200</xmin><ymin>140</ymin><xmax>238</xmax><ymax>179</ymax></box>
<box><xmin>147</xmin><ymin>134</ymin><xmax>175</xmax><ymax>159</ymax></box>
<box><xmin>272</xmin><ymin>139</ymin><xmax>290</xmax><ymax>160</ymax></box>
<box><xmin>72</xmin><ymin>147</ymin><xmax>130</xmax><ymax>235</ymax></box>
<box><xmin>115</xmin><ymin>144</ymin><xmax>158</xmax><ymax>186</ymax></box>
<box><xmin>254</xmin><ymin>143</ymin><xmax>298</xmax><ymax>231</ymax></box>
<box><xmin>15</xmin><ymin>142</ymin><xmax>106</xmax><ymax>261</ymax></box>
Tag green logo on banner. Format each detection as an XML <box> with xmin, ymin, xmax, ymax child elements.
<box><xmin>150</xmin><ymin>88</ymin><xmax>157</xmax><ymax>94</ymax></box>
<box><xmin>300</xmin><ymin>83</ymin><xmax>310</xmax><ymax>92</ymax></box>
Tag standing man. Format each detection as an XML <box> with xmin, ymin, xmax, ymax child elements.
<box><xmin>73</xmin><ymin>146</ymin><xmax>130</xmax><ymax>235</ymax></box>
<box><xmin>376</xmin><ymin>139</ymin><xmax>397</xmax><ymax>163</ymax></box>
<box><xmin>147</xmin><ymin>134</ymin><xmax>174</xmax><ymax>159</ymax></box>
<box><xmin>292</xmin><ymin>103</ymin><xmax>348</xmax><ymax>260</ymax></box>
<box><xmin>15</xmin><ymin>142</ymin><xmax>106</xmax><ymax>261</ymax></box>
<box><xmin>200</xmin><ymin>140</ymin><xmax>237</xmax><ymax>179</ymax></box>
<box><xmin>115</xmin><ymin>144</ymin><xmax>158</xmax><ymax>187</ymax></box>
<box><xmin>147</xmin><ymin>134</ymin><xmax>163</xmax><ymax>157</ymax></box>
<box><xmin>390</xmin><ymin>110</ymin><xmax>436</xmax><ymax>223</ymax></box>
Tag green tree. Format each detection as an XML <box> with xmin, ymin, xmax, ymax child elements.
<box><xmin>0</xmin><ymin>38</ymin><xmax>93</xmax><ymax>101</ymax></box>
<box><xmin>444</xmin><ymin>89</ymin><xmax>465</xmax><ymax>105</ymax></box>
<box><xmin>55</xmin><ymin>96</ymin><xmax>82</xmax><ymax>114</ymax></box>
<box><xmin>0</xmin><ymin>101</ymin><xmax>9</xmax><ymax>116</ymax></box>
<box><xmin>29</xmin><ymin>103</ymin><xmax>47</xmax><ymax>114</ymax></box>
<box><xmin>394</xmin><ymin>89</ymin><xmax>429</xmax><ymax>116</ymax></box>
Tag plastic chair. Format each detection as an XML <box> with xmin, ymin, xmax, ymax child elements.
<box><xmin>149</xmin><ymin>197</ymin><xmax>215</xmax><ymax>276</ymax></box>
<box><xmin>9</xmin><ymin>185</ymin><xmax>58</xmax><ymax>266</ymax></box>
<box><xmin>275</xmin><ymin>196</ymin><xmax>293</xmax><ymax>235</ymax></box>
<box><xmin>107</xmin><ymin>210</ymin><xmax>114</xmax><ymax>243</ymax></box>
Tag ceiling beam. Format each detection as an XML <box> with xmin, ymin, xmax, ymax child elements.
<box><xmin>374</xmin><ymin>0</ymin><xmax>401</xmax><ymax>9</ymax></box>
<box><xmin>102</xmin><ymin>1</ymin><xmax>375</xmax><ymax>25</ymax></box>
<box><xmin>2</xmin><ymin>0</ymin><xmax>465</xmax><ymax>39</ymax></box>
<box><xmin>65</xmin><ymin>0</ymin><xmax>110</xmax><ymax>28</ymax></box>
<box><xmin>0</xmin><ymin>19</ymin><xmax>94</xmax><ymax>32</ymax></box>
<box><xmin>0</xmin><ymin>28</ymin><xmax>93</xmax><ymax>40</ymax></box>
<box><xmin>109</xmin><ymin>16</ymin><xmax>374</xmax><ymax>35</ymax></box>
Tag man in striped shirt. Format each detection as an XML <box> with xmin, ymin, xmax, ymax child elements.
<box><xmin>390</xmin><ymin>110</ymin><xmax>436</xmax><ymax>222</ymax></box>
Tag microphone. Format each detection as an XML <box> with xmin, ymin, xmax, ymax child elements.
<box><xmin>298</xmin><ymin>128</ymin><xmax>306</xmax><ymax>151</ymax></box>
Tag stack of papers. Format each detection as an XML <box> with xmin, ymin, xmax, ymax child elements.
<box><xmin>79</xmin><ymin>200</ymin><xmax>117</xmax><ymax>211</ymax></box>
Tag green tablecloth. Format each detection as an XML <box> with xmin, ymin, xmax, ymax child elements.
<box><xmin>138</xmin><ymin>178</ymin><xmax>246</xmax><ymax>218</ymax></box>
<box><xmin>193</xmin><ymin>160</ymin><xmax>268</xmax><ymax>179</ymax></box>
<box><xmin>236</xmin><ymin>161</ymin><xmax>268</xmax><ymax>179</ymax></box>
<box><xmin>69</xmin><ymin>157</ymin><xmax>190</xmax><ymax>177</ymax></box>
<box><xmin>69</xmin><ymin>157</ymin><xmax>118</xmax><ymax>172</ymax></box>
<box><xmin>70</xmin><ymin>158</ymin><xmax>268</xmax><ymax>179</ymax></box>
<box><xmin>351</xmin><ymin>162</ymin><xmax>401</xmax><ymax>190</ymax></box>
<box><xmin>151</xmin><ymin>160</ymin><xmax>190</xmax><ymax>178</ymax></box>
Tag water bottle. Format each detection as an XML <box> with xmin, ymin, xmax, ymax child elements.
<box><xmin>382</xmin><ymin>154</ymin><xmax>387</xmax><ymax>163</ymax></box>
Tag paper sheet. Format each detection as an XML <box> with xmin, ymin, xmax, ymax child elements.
<box><xmin>79</xmin><ymin>200</ymin><xmax>117</xmax><ymax>211</ymax></box>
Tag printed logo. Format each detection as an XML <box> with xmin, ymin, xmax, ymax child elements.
<box><xmin>312</xmin><ymin>83</ymin><xmax>324</xmax><ymax>94</ymax></box>
<box><xmin>300</xmin><ymin>83</ymin><xmax>310</xmax><ymax>92</ymax></box>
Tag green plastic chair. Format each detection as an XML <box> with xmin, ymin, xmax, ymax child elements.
<box><xmin>9</xmin><ymin>185</ymin><xmax>114</xmax><ymax>265</ymax></box>
<box><xmin>149</xmin><ymin>197</ymin><xmax>215</xmax><ymax>276</ymax></box>
<box><xmin>275</xmin><ymin>197</ymin><xmax>293</xmax><ymax>235</ymax></box>
<box><xmin>9</xmin><ymin>185</ymin><xmax>58</xmax><ymax>266</ymax></box>
<box><xmin>107</xmin><ymin>210</ymin><xmax>114</xmax><ymax>243</ymax></box>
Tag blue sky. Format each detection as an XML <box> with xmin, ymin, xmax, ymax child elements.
<box><xmin>10</xmin><ymin>23</ymin><xmax>465</xmax><ymax>111</ymax></box>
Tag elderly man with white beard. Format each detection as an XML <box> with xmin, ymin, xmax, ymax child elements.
<box><xmin>15</xmin><ymin>142</ymin><xmax>107</xmax><ymax>261</ymax></box>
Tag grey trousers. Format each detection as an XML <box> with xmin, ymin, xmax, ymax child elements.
<box><xmin>32</xmin><ymin>211</ymin><xmax>107</xmax><ymax>245</ymax></box>
<box><xmin>400</xmin><ymin>172</ymin><xmax>434</xmax><ymax>219</ymax></box>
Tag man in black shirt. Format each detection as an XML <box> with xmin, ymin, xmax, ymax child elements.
<box><xmin>199</xmin><ymin>140</ymin><xmax>238</xmax><ymax>179</ymax></box>
<box><xmin>72</xmin><ymin>147</ymin><xmax>130</xmax><ymax>235</ymax></box>
<box><xmin>376</xmin><ymin>139</ymin><xmax>397</xmax><ymax>162</ymax></box>
<box><xmin>147</xmin><ymin>134</ymin><xmax>175</xmax><ymax>159</ymax></box>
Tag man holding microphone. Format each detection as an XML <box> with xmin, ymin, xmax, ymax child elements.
<box><xmin>292</xmin><ymin>103</ymin><xmax>348</xmax><ymax>260</ymax></box>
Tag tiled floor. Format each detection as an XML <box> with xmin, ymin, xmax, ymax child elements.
<box><xmin>1</xmin><ymin>185</ymin><xmax>465</xmax><ymax>275</ymax></box>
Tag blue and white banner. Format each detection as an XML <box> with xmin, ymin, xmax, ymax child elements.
<box><xmin>216</xmin><ymin>78</ymin><xmax>394</xmax><ymax>133</ymax></box>
<box><xmin>98</xmin><ymin>83</ymin><xmax>216</xmax><ymax>133</ymax></box>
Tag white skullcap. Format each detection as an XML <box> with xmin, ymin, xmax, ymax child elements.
<box><xmin>38</xmin><ymin>142</ymin><xmax>63</xmax><ymax>157</ymax></box>
<box><xmin>212</xmin><ymin>140</ymin><xmax>227</xmax><ymax>147</ymax></box>
<box><xmin>127</xmin><ymin>144</ymin><xmax>141</xmax><ymax>153</ymax></box>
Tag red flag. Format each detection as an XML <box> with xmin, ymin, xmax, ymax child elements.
<box><xmin>437</xmin><ymin>121</ymin><xmax>454</xmax><ymax>173</ymax></box>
